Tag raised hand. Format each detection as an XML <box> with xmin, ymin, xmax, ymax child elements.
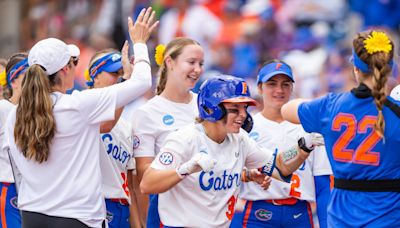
<box><xmin>128</xmin><ymin>7</ymin><xmax>159</xmax><ymax>44</ymax></box>
<box><xmin>120</xmin><ymin>40</ymin><xmax>133</xmax><ymax>79</ymax></box>
<box><xmin>176</xmin><ymin>152</ymin><xmax>217</xmax><ymax>178</ymax></box>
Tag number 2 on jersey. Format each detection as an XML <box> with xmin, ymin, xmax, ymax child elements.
<box><xmin>289</xmin><ymin>174</ymin><xmax>301</xmax><ymax>198</ymax></box>
<box><xmin>332</xmin><ymin>113</ymin><xmax>381</xmax><ymax>166</ymax></box>
<box><xmin>121</xmin><ymin>173</ymin><xmax>130</xmax><ymax>197</ymax></box>
<box><xmin>226</xmin><ymin>195</ymin><xmax>236</xmax><ymax>220</ymax></box>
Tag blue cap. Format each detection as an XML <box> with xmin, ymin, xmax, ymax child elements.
<box><xmin>257</xmin><ymin>61</ymin><xmax>294</xmax><ymax>83</ymax></box>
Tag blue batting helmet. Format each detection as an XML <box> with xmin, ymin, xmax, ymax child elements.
<box><xmin>197</xmin><ymin>75</ymin><xmax>257</xmax><ymax>122</ymax></box>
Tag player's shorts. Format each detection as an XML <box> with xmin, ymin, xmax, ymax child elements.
<box><xmin>147</xmin><ymin>194</ymin><xmax>163</xmax><ymax>228</ymax></box>
<box><xmin>105</xmin><ymin>198</ymin><xmax>130</xmax><ymax>228</ymax></box>
<box><xmin>0</xmin><ymin>182</ymin><xmax>21</xmax><ymax>228</ymax></box>
<box><xmin>238</xmin><ymin>199</ymin><xmax>313</xmax><ymax>228</ymax></box>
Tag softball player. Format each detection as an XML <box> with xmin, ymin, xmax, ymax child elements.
<box><xmin>131</xmin><ymin>37</ymin><xmax>203</xmax><ymax>227</ymax></box>
<box><xmin>238</xmin><ymin>60</ymin><xmax>332</xmax><ymax>228</ymax></box>
<box><xmin>86</xmin><ymin>43</ymin><xmax>140</xmax><ymax>228</ymax></box>
<box><xmin>0</xmin><ymin>53</ymin><xmax>29</xmax><ymax>228</ymax></box>
<box><xmin>5</xmin><ymin>8</ymin><xmax>157</xmax><ymax>227</ymax></box>
<box><xmin>282</xmin><ymin>30</ymin><xmax>400</xmax><ymax>227</ymax></box>
<box><xmin>140</xmin><ymin>75</ymin><xmax>323</xmax><ymax>228</ymax></box>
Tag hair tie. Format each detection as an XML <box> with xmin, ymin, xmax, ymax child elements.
<box><xmin>155</xmin><ymin>44</ymin><xmax>166</xmax><ymax>66</ymax></box>
<box><xmin>364</xmin><ymin>31</ymin><xmax>392</xmax><ymax>54</ymax></box>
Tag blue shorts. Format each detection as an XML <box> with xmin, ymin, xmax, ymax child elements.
<box><xmin>147</xmin><ymin>194</ymin><xmax>163</xmax><ymax>228</ymax></box>
<box><xmin>238</xmin><ymin>199</ymin><xmax>313</xmax><ymax>228</ymax></box>
<box><xmin>0</xmin><ymin>182</ymin><xmax>21</xmax><ymax>228</ymax></box>
<box><xmin>105</xmin><ymin>199</ymin><xmax>130</xmax><ymax>228</ymax></box>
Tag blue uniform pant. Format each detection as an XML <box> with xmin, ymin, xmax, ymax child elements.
<box><xmin>0</xmin><ymin>183</ymin><xmax>20</xmax><ymax>228</ymax></box>
<box><xmin>105</xmin><ymin>199</ymin><xmax>130</xmax><ymax>228</ymax></box>
<box><xmin>147</xmin><ymin>194</ymin><xmax>163</xmax><ymax>228</ymax></box>
<box><xmin>234</xmin><ymin>199</ymin><xmax>313</xmax><ymax>228</ymax></box>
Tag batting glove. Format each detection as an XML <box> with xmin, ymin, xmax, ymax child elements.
<box><xmin>176</xmin><ymin>152</ymin><xmax>217</xmax><ymax>179</ymax></box>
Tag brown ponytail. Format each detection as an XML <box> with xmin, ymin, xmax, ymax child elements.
<box><xmin>14</xmin><ymin>65</ymin><xmax>57</xmax><ymax>163</ymax></box>
<box><xmin>353</xmin><ymin>31</ymin><xmax>394</xmax><ymax>137</ymax></box>
<box><xmin>156</xmin><ymin>37</ymin><xmax>200</xmax><ymax>95</ymax></box>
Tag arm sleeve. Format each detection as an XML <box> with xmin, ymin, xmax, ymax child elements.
<box><xmin>314</xmin><ymin>175</ymin><xmax>331</xmax><ymax>228</ymax></box>
<box><xmin>76</xmin><ymin>43</ymin><xmax>152</xmax><ymax>124</ymax></box>
<box><xmin>298</xmin><ymin>94</ymin><xmax>331</xmax><ymax>133</ymax></box>
<box><xmin>131</xmin><ymin>109</ymin><xmax>157</xmax><ymax>157</ymax></box>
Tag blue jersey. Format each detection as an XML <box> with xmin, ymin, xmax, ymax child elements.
<box><xmin>298</xmin><ymin>86</ymin><xmax>400</xmax><ymax>227</ymax></box>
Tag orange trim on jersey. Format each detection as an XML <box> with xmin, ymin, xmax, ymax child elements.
<box><xmin>330</xmin><ymin>175</ymin><xmax>334</xmax><ymax>190</ymax></box>
<box><xmin>159</xmin><ymin>222</ymin><xmax>164</xmax><ymax>228</ymax></box>
<box><xmin>306</xmin><ymin>202</ymin><xmax>314</xmax><ymax>228</ymax></box>
<box><xmin>1</xmin><ymin>185</ymin><xmax>8</xmax><ymax>228</ymax></box>
<box><xmin>242</xmin><ymin>201</ymin><xmax>253</xmax><ymax>228</ymax></box>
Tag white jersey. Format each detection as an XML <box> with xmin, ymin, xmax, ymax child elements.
<box><xmin>0</xmin><ymin>99</ymin><xmax>15</xmax><ymax>183</ymax></box>
<box><xmin>132</xmin><ymin>93</ymin><xmax>198</xmax><ymax>157</ymax></box>
<box><xmin>151</xmin><ymin>124</ymin><xmax>275</xmax><ymax>228</ymax></box>
<box><xmin>100</xmin><ymin>118</ymin><xmax>135</xmax><ymax>201</ymax></box>
<box><xmin>239</xmin><ymin>113</ymin><xmax>332</xmax><ymax>202</ymax></box>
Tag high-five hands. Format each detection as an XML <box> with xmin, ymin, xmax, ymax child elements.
<box><xmin>128</xmin><ymin>7</ymin><xmax>159</xmax><ymax>44</ymax></box>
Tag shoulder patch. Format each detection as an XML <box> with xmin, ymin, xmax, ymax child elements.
<box><xmin>133</xmin><ymin>136</ymin><xmax>140</xmax><ymax>149</ymax></box>
<box><xmin>159</xmin><ymin>152</ymin><xmax>174</xmax><ymax>165</ymax></box>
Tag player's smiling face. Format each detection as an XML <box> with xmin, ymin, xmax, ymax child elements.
<box><xmin>168</xmin><ymin>44</ymin><xmax>204</xmax><ymax>90</ymax></box>
<box><xmin>259</xmin><ymin>74</ymin><xmax>293</xmax><ymax>110</ymax></box>
<box><xmin>223</xmin><ymin>102</ymin><xmax>248</xmax><ymax>133</ymax></box>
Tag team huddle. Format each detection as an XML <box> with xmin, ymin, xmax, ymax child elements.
<box><xmin>1</xmin><ymin>6</ymin><xmax>400</xmax><ymax>228</ymax></box>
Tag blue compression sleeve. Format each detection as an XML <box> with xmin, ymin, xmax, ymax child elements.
<box><xmin>314</xmin><ymin>175</ymin><xmax>331</xmax><ymax>228</ymax></box>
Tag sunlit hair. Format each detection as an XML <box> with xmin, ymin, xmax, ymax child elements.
<box><xmin>353</xmin><ymin>30</ymin><xmax>394</xmax><ymax>137</ymax></box>
<box><xmin>3</xmin><ymin>53</ymin><xmax>28</xmax><ymax>99</ymax></box>
<box><xmin>156</xmin><ymin>37</ymin><xmax>201</xmax><ymax>95</ymax></box>
<box><xmin>14</xmin><ymin>60</ymin><xmax>73</xmax><ymax>163</ymax></box>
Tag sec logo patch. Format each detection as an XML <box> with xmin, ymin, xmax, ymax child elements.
<box><xmin>255</xmin><ymin>209</ymin><xmax>272</xmax><ymax>221</ymax></box>
<box><xmin>133</xmin><ymin>136</ymin><xmax>140</xmax><ymax>149</ymax></box>
<box><xmin>162</xmin><ymin>114</ymin><xmax>175</xmax><ymax>125</ymax></box>
<box><xmin>159</xmin><ymin>152</ymin><xmax>173</xmax><ymax>165</ymax></box>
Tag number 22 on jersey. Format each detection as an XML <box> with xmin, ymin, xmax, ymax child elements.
<box><xmin>332</xmin><ymin>113</ymin><xmax>381</xmax><ymax>166</ymax></box>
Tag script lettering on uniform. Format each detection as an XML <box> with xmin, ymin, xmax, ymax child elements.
<box><xmin>199</xmin><ymin>170</ymin><xmax>240</xmax><ymax>191</ymax></box>
<box><xmin>102</xmin><ymin>133</ymin><xmax>131</xmax><ymax>164</ymax></box>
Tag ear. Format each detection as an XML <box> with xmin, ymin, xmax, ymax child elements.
<box><xmin>257</xmin><ymin>83</ymin><xmax>263</xmax><ymax>95</ymax></box>
<box><xmin>165</xmin><ymin>56</ymin><xmax>174</xmax><ymax>70</ymax></box>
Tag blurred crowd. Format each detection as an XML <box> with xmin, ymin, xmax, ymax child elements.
<box><xmin>5</xmin><ymin>0</ymin><xmax>400</xmax><ymax>105</ymax></box>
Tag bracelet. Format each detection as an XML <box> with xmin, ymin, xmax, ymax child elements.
<box><xmin>134</xmin><ymin>58</ymin><xmax>150</xmax><ymax>66</ymax></box>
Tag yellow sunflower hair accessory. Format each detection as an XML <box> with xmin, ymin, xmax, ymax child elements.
<box><xmin>0</xmin><ymin>71</ymin><xmax>7</xmax><ymax>86</ymax></box>
<box><xmin>364</xmin><ymin>31</ymin><xmax>392</xmax><ymax>54</ymax></box>
<box><xmin>155</xmin><ymin>44</ymin><xmax>166</xmax><ymax>66</ymax></box>
<box><xmin>84</xmin><ymin>69</ymin><xmax>91</xmax><ymax>82</ymax></box>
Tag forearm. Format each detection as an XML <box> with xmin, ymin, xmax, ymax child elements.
<box><xmin>276</xmin><ymin>147</ymin><xmax>309</xmax><ymax>177</ymax></box>
<box><xmin>140</xmin><ymin>168</ymin><xmax>182</xmax><ymax>194</ymax></box>
<box><xmin>100</xmin><ymin>107</ymin><xmax>124</xmax><ymax>133</ymax></box>
<box><xmin>135</xmin><ymin>157</ymin><xmax>153</xmax><ymax>183</ymax></box>
<box><xmin>281</xmin><ymin>99</ymin><xmax>308</xmax><ymax>124</ymax></box>
<box><xmin>114</xmin><ymin>43</ymin><xmax>152</xmax><ymax>108</ymax></box>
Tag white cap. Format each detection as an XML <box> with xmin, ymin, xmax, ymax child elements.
<box><xmin>28</xmin><ymin>38</ymin><xmax>77</xmax><ymax>75</ymax></box>
<box><xmin>390</xmin><ymin>84</ymin><xmax>400</xmax><ymax>101</ymax></box>
<box><xmin>68</xmin><ymin>44</ymin><xmax>80</xmax><ymax>58</ymax></box>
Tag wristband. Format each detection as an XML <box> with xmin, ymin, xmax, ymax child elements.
<box><xmin>117</xmin><ymin>77</ymin><xmax>127</xmax><ymax>83</ymax></box>
<box><xmin>298</xmin><ymin>137</ymin><xmax>313</xmax><ymax>153</ymax></box>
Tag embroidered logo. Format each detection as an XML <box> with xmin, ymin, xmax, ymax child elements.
<box><xmin>249</xmin><ymin>132</ymin><xmax>259</xmax><ymax>141</ymax></box>
<box><xmin>162</xmin><ymin>114</ymin><xmax>174</xmax><ymax>125</ymax></box>
<box><xmin>159</xmin><ymin>152</ymin><xmax>173</xmax><ymax>165</ymax></box>
<box><xmin>10</xmin><ymin>196</ymin><xmax>18</xmax><ymax>209</ymax></box>
<box><xmin>106</xmin><ymin>211</ymin><xmax>113</xmax><ymax>223</ymax></box>
<box><xmin>255</xmin><ymin>209</ymin><xmax>272</xmax><ymax>221</ymax></box>
<box><xmin>133</xmin><ymin>136</ymin><xmax>140</xmax><ymax>149</ymax></box>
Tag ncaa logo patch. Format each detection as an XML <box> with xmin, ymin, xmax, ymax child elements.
<box><xmin>249</xmin><ymin>132</ymin><xmax>259</xmax><ymax>141</ymax></box>
<box><xmin>255</xmin><ymin>209</ymin><xmax>272</xmax><ymax>221</ymax></box>
<box><xmin>133</xmin><ymin>136</ymin><xmax>140</xmax><ymax>149</ymax></box>
<box><xmin>162</xmin><ymin>114</ymin><xmax>175</xmax><ymax>126</ymax></box>
<box><xmin>10</xmin><ymin>196</ymin><xmax>18</xmax><ymax>209</ymax></box>
<box><xmin>159</xmin><ymin>152</ymin><xmax>173</xmax><ymax>165</ymax></box>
